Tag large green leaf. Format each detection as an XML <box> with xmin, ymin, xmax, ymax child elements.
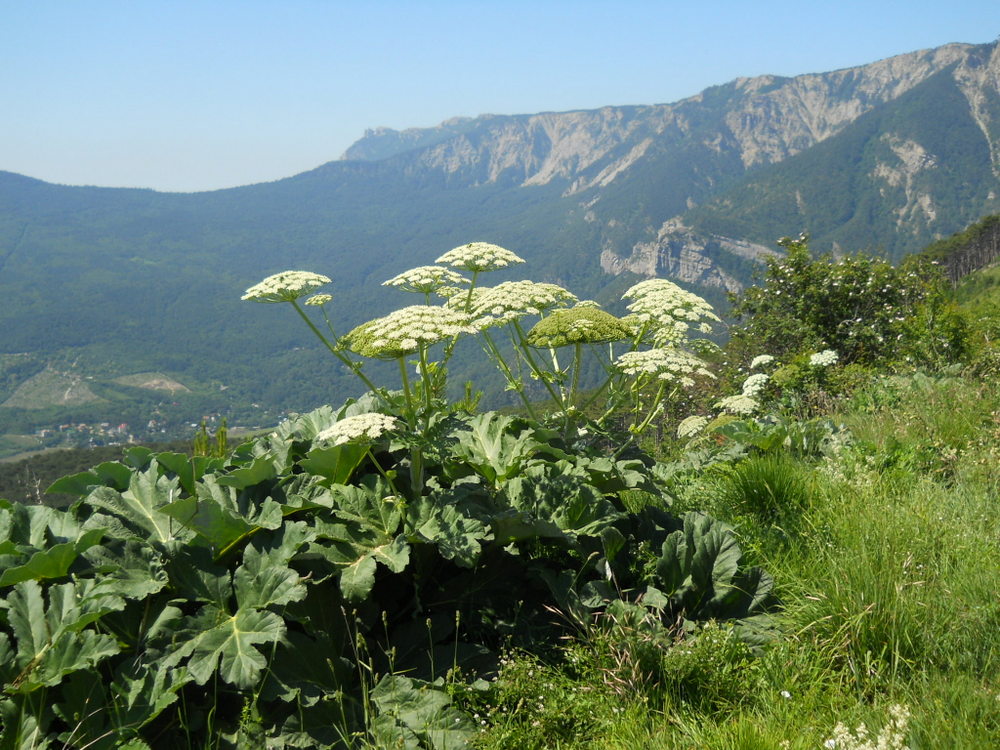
<box><xmin>46</xmin><ymin>461</ymin><xmax>133</xmax><ymax>497</ymax></box>
<box><xmin>165</xmin><ymin>606</ymin><xmax>286</xmax><ymax>689</ymax></box>
<box><xmin>86</xmin><ymin>468</ymin><xmax>191</xmax><ymax>545</ymax></box>
<box><xmin>0</xmin><ymin>504</ymin><xmax>106</xmax><ymax>587</ymax></box>
<box><xmin>371</xmin><ymin>675</ymin><xmax>476</xmax><ymax>750</ymax></box>
<box><xmin>1</xmin><ymin>580</ymin><xmax>122</xmax><ymax>693</ymax></box>
<box><xmin>414</xmin><ymin>501</ymin><xmax>487</xmax><ymax>568</ymax></box>
<box><xmin>450</xmin><ymin>413</ymin><xmax>539</xmax><ymax>486</ymax></box>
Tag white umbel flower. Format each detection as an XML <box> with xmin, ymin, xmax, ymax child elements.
<box><xmin>436</xmin><ymin>242</ymin><xmax>525</xmax><ymax>273</ymax></box>
<box><xmin>621</xmin><ymin>278</ymin><xmax>720</xmax><ymax>344</ymax></box>
<box><xmin>614</xmin><ymin>347</ymin><xmax>714</xmax><ymax>382</ymax></box>
<box><xmin>677</xmin><ymin>415</ymin><xmax>710</xmax><ymax>439</ymax></box>
<box><xmin>382</xmin><ymin>265</ymin><xmax>470</xmax><ymax>294</ymax></box>
<box><xmin>749</xmin><ymin>354</ymin><xmax>775</xmax><ymax>370</ymax></box>
<box><xmin>460</xmin><ymin>281</ymin><xmax>577</xmax><ymax>328</ymax></box>
<box><xmin>809</xmin><ymin>349</ymin><xmax>839</xmax><ymax>367</ymax></box>
<box><xmin>741</xmin><ymin>373</ymin><xmax>770</xmax><ymax>397</ymax></box>
<box><xmin>315</xmin><ymin>413</ymin><xmax>398</xmax><ymax>446</ymax></box>
<box><xmin>242</xmin><ymin>271</ymin><xmax>332</xmax><ymax>303</ymax></box>
<box><xmin>305</xmin><ymin>293</ymin><xmax>332</xmax><ymax>306</ymax></box>
<box><xmin>716</xmin><ymin>394</ymin><xmax>759</xmax><ymax>415</ymax></box>
<box><xmin>345</xmin><ymin>305</ymin><xmax>476</xmax><ymax>359</ymax></box>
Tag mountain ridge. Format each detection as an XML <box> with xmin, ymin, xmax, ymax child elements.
<box><xmin>1</xmin><ymin>39</ymin><xmax>999</xmax><ymax>443</ymax></box>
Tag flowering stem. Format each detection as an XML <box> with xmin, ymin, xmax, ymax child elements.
<box><xmin>569</xmin><ymin>342</ymin><xmax>583</xmax><ymax>408</ymax></box>
<box><xmin>291</xmin><ymin>301</ymin><xmax>386</xmax><ymax>399</ymax></box>
<box><xmin>481</xmin><ymin>330</ymin><xmax>539</xmax><ymax>420</ymax></box>
<box><xmin>397</xmin><ymin>356</ymin><xmax>424</xmax><ymax>497</ymax></box>
<box><xmin>511</xmin><ymin>320</ymin><xmax>565</xmax><ymax>412</ymax></box>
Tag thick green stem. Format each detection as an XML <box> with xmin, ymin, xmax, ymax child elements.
<box><xmin>292</xmin><ymin>301</ymin><xmax>385</xmax><ymax>398</ymax></box>
<box><xmin>511</xmin><ymin>320</ymin><xmax>565</xmax><ymax>412</ymax></box>
<box><xmin>481</xmin><ymin>330</ymin><xmax>539</xmax><ymax>419</ymax></box>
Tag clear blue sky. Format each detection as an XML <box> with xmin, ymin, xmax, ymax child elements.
<box><xmin>3</xmin><ymin>1</ymin><xmax>998</xmax><ymax>192</ymax></box>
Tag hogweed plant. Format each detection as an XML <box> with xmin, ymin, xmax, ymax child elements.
<box><xmin>243</xmin><ymin>241</ymin><xmax>721</xmax><ymax>459</ymax></box>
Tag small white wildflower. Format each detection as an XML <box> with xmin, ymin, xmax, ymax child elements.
<box><xmin>382</xmin><ymin>265</ymin><xmax>470</xmax><ymax>294</ymax></box>
<box><xmin>242</xmin><ymin>271</ymin><xmax>331</xmax><ymax>303</ymax></box>
<box><xmin>749</xmin><ymin>354</ymin><xmax>775</xmax><ymax>370</ymax></box>
<box><xmin>345</xmin><ymin>305</ymin><xmax>476</xmax><ymax>358</ymax></box>
<box><xmin>810</xmin><ymin>349</ymin><xmax>839</xmax><ymax>367</ymax></box>
<box><xmin>304</xmin><ymin>293</ymin><xmax>332</xmax><ymax>306</ymax></box>
<box><xmin>677</xmin><ymin>415</ymin><xmax>709</xmax><ymax>439</ymax></box>
<box><xmin>436</xmin><ymin>242</ymin><xmax>525</xmax><ymax>273</ymax></box>
<box><xmin>716</xmin><ymin>394</ymin><xmax>759</xmax><ymax>415</ymax></box>
<box><xmin>741</xmin><ymin>373</ymin><xmax>770</xmax><ymax>397</ymax></box>
<box><xmin>780</xmin><ymin>690</ymin><xmax>791</xmax><ymax>699</ymax></box>
<box><xmin>315</xmin><ymin>413</ymin><xmax>398</xmax><ymax>445</ymax></box>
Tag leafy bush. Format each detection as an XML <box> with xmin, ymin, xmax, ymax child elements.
<box><xmin>728</xmin><ymin>234</ymin><xmax>967</xmax><ymax>367</ymax></box>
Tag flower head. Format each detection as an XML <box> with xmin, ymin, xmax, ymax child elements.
<box><xmin>382</xmin><ymin>265</ymin><xmax>470</xmax><ymax>294</ymax></box>
<box><xmin>614</xmin><ymin>347</ymin><xmax>714</xmax><ymax>383</ymax></box>
<box><xmin>621</xmin><ymin>278</ymin><xmax>720</xmax><ymax>345</ymax></box>
<box><xmin>344</xmin><ymin>305</ymin><xmax>475</xmax><ymax>359</ymax></box>
<box><xmin>741</xmin><ymin>373</ymin><xmax>770</xmax><ymax>397</ymax></box>
<box><xmin>305</xmin><ymin>293</ymin><xmax>332</xmax><ymax>306</ymax></box>
<box><xmin>716</xmin><ymin>394</ymin><xmax>759</xmax><ymax>415</ymax></box>
<box><xmin>436</xmin><ymin>242</ymin><xmax>525</xmax><ymax>273</ymax></box>
<box><xmin>677</xmin><ymin>415</ymin><xmax>710</xmax><ymax>439</ymax></box>
<box><xmin>749</xmin><ymin>354</ymin><xmax>775</xmax><ymax>370</ymax></box>
<box><xmin>526</xmin><ymin>307</ymin><xmax>632</xmax><ymax>348</ymax></box>
<box><xmin>242</xmin><ymin>271</ymin><xmax>331</xmax><ymax>303</ymax></box>
<box><xmin>459</xmin><ymin>281</ymin><xmax>577</xmax><ymax>328</ymax></box>
<box><xmin>809</xmin><ymin>349</ymin><xmax>839</xmax><ymax>367</ymax></box>
<box><xmin>315</xmin><ymin>413</ymin><xmax>398</xmax><ymax>446</ymax></box>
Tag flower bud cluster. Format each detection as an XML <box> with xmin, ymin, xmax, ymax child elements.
<box><xmin>241</xmin><ymin>271</ymin><xmax>332</xmax><ymax>303</ymax></box>
<box><xmin>315</xmin><ymin>413</ymin><xmax>398</xmax><ymax>446</ymax></box>
<box><xmin>526</xmin><ymin>307</ymin><xmax>633</xmax><ymax>348</ymax></box>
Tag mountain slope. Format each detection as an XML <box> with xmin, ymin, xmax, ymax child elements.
<box><xmin>1</xmin><ymin>40</ymin><xmax>999</xmax><ymax>440</ymax></box>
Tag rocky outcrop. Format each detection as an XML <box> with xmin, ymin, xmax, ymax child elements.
<box><xmin>600</xmin><ymin>219</ymin><xmax>777</xmax><ymax>292</ymax></box>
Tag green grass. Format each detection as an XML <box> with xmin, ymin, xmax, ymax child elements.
<box><xmin>467</xmin><ymin>367</ymin><xmax>1000</xmax><ymax>749</ymax></box>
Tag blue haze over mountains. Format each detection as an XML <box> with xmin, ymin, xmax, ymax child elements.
<box><xmin>1</xmin><ymin>40</ymin><xmax>998</xmax><ymax>436</ymax></box>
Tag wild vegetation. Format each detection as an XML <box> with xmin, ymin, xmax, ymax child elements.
<box><xmin>1</xmin><ymin>236</ymin><xmax>998</xmax><ymax>749</ymax></box>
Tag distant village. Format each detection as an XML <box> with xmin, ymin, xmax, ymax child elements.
<box><xmin>34</xmin><ymin>412</ymin><xmax>228</xmax><ymax>450</ymax></box>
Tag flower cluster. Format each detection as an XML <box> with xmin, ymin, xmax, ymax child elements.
<box><xmin>614</xmin><ymin>347</ymin><xmax>714</xmax><ymax>386</ymax></box>
<box><xmin>525</xmin><ymin>307</ymin><xmax>632</xmax><ymax>348</ymax></box>
<box><xmin>315</xmin><ymin>413</ymin><xmax>398</xmax><ymax>446</ymax></box>
<box><xmin>344</xmin><ymin>305</ymin><xmax>476</xmax><ymax>359</ymax></box>
<box><xmin>810</xmin><ymin>349</ymin><xmax>839</xmax><ymax>367</ymax></box>
<box><xmin>241</xmin><ymin>271</ymin><xmax>331</xmax><ymax>303</ymax></box>
<box><xmin>715</xmin><ymin>393</ymin><xmax>759</xmax><ymax>415</ymax></box>
<box><xmin>305</xmin><ymin>293</ymin><xmax>332</xmax><ymax>307</ymax></box>
<box><xmin>436</xmin><ymin>242</ymin><xmax>525</xmax><ymax>273</ymax></box>
<box><xmin>461</xmin><ymin>281</ymin><xmax>577</xmax><ymax>329</ymax></box>
<box><xmin>823</xmin><ymin>703</ymin><xmax>911</xmax><ymax>750</ymax></box>
<box><xmin>740</xmin><ymin>373</ymin><xmax>770</xmax><ymax>397</ymax></box>
<box><xmin>382</xmin><ymin>265</ymin><xmax>470</xmax><ymax>294</ymax></box>
<box><xmin>749</xmin><ymin>354</ymin><xmax>775</xmax><ymax>370</ymax></box>
<box><xmin>677</xmin><ymin>414</ymin><xmax>710</xmax><ymax>439</ymax></box>
<box><xmin>622</xmin><ymin>278</ymin><xmax>721</xmax><ymax>345</ymax></box>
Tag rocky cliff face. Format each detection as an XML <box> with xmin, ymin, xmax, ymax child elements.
<box><xmin>339</xmin><ymin>41</ymin><xmax>999</xmax><ymax>290</ymax></box>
